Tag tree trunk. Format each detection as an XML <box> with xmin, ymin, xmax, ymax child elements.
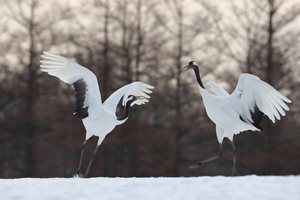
<box><xmin>135</xmin><ymin>0</ymin><xmax>142</xmax><ymax>81</ymax></box>
<box><xmin>173</xmin><ymin>1</ymin><xmax>183</xmax><ymax>176</ymax></box>
<box><xmin>25</xmin><ymin>0</ymin><xmax>38</xmax><ymax>177</ymax></box>
<box><xmin>264</xmin><ymin>0</ymin><xmax>276</xmax><ymax>174</ymax></box>
<box><xmin>102</xmin><ymin>0</ymin><xmax>110</xmax><ymax>99</ymax></box>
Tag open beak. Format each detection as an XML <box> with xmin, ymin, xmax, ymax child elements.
<box><xmin>180</xmin><ymin>65</ymin><xmax>191</xmax><ymax>72</ymax></box>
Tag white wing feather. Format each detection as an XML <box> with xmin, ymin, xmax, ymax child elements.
<box><xmin>229</xmin><ymin>73</ymin><xmax>291</xmax><ymax>124</ymax></box>
<box><xmin>208</xmin><ymin>81</ymin><xmax>230</xmax><ymax>97</ymax></box>
<box><xmin>40</xmin><ymin>52</ymin><xmax>102</xmax><ymax>117</ymax></box>
<box><xmin>103</xmin><ymin>82</ymin><xmax>154</xmax><ymax>114</ymax></box>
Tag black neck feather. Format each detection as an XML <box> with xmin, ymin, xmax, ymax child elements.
<box><xmin>117</xmin><ymin>100</ymin><xmax>132</xmax><ymax>121</ymax></box>
<box><xmin>193</xmin><ymin>67</ymin><xmax>205</xmax><ymax>89</ymax></box>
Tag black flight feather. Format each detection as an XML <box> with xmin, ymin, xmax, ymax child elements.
<box><xmin>73</xmin><ymin>79</ymin><xmax>89</xmax><ymax>119</ymax></box>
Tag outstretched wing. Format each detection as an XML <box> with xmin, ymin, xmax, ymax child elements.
<box><xmin>208</xmin><ymin>81</ymin><xmax>230</xmax><ymax>97</ymax></box>
<box><xmin>103</xmin><ymin>82</ymin><xmax>154</xmax><ymax>114</ymax></box>
<box><xmin>40</xmin><ymin>52</ymin><xmax>102</xmax><ymax>119</ymax></box>
<box><xmin>228</xmin><ymin>73</ymin><xmax>291</xmax><ymax>128</ymax></box>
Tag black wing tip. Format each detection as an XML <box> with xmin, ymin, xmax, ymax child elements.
<box><xmin>239</xmin><ymin>104</ymin><xmax>264</xmax><ymax>131</ymax></box>
<box><xmin>73</xmin><ymin>79</ymin><xmax>89</xmax><ymax>119</ymax></box>
<box><xmin>251</xmin><ymin>105</ymin><xmax>264</xmax><ymax>130</ymax></box>
<box><xmin>73</xmin><ymin>106</ymin><xmax>89</xmax><ymax>119</ymax></box>
<box><xmin>254</xmin><ymin>124</ymin><xmax>263</xmax><ymax>131</ymax></box>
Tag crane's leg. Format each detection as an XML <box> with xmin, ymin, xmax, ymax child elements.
<box><xmin>84</xmin><ymin>145</ymin><xmax>100</xmax><ymax>178</ymax></box>
<box><xmin>73</xmin><ymin>139</ymin><xmax>87</xmax><ymax>178</ymax></box>
<box><xmin>231</xmin><ymin>141</ymin><xmax>237</xmax><ymax>176</ymax></box>
<box><xmin>189</xmin><ymin>143</ymin><xmax>223</xmax><ymax>169</ymax></box>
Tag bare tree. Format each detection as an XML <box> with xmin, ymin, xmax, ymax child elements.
<box><xmin>153</xmin><ymin>0</ymin><xmax>213</xmax><ymax>175</ymax></box>
<box><xmin>2</xmin><ymin>0</ymin><xmax>72</xmax><ymax>177</ymax></box>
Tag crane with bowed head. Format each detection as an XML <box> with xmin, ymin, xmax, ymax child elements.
<box><xmin>40</xmin><ymin>52</ymin><xmax>154</xmax><ymax>177</ymax></box>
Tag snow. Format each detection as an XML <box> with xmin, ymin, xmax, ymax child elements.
<box><xmin>1</xmin><ymin>176</ymin><xmax>299</xmax><ymax>200</ymax></box>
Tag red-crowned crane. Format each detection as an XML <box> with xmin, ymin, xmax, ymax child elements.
<box><xmin>183</xmin><ymin>61</ymin><xmax>291</xmax><ymax>175</ymax></box>
<box><xmin>40</xmin><ymin>52</ymin><xmax>154</xmax><ymax>177</ymax></box>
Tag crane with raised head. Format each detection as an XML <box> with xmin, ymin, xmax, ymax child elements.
<box><xmin>183</xmin><ymin>61</ymin><xmax>291</xmax><ymax>175</ymax></box>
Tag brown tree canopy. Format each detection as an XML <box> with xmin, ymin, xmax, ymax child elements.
<box><xmin>0</xmin><ymin>0</ymin><xmax>299</xmax><ymax>178</ymax></box>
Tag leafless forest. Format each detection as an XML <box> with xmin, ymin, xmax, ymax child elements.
<box><xmin>0</xmin><ymin>0</ymin><xmax>299</xmax><ymax>178</ymax></box>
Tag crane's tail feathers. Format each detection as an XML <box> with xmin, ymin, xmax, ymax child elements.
<box><xmin>231</xmin><ymin>122</ymin><xmax>260</xmax><ymax>138</ymax></box>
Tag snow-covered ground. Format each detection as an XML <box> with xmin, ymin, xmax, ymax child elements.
<box><xmin>1</xmin><ymin>176</ymin><xmax>299</xmax><ymax>200</ymax></box>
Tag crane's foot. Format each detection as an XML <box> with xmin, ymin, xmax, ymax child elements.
<box><xmin>189</xmin><ymin>154</ymin><xmax>221</xmax><ymax>170</ymax></box>
<box><xmin>189</xmin><ymin>162</ymin><xmax>202</xmax><ymax>169</ymax></box>
<box><xmin>73</xmin><ymin>170</ymin><xmax>85</xmax><ymax>178</ymax></box>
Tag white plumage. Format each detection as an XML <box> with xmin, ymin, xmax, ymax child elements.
<box><xmin>40</xmin><ymin>52</ymin><xmax>154</xmax><ymax>177</ymax></box>
<box><xmin>184</xmin><ymin>61</ymin><xmax>291</xmax><ymax>175</ymax></box>
<box><xmin>205</xmin><ymin>73</ymin><xmax>291</xmax><ymax>142</ymax></box>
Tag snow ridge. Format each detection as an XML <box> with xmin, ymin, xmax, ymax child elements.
<box><xmin>1</xmin><ymin>176</ymin><xmax>299</xmax><ymax>200</ymax></box>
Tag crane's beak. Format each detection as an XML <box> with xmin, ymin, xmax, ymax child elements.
<box><xmin>181</xmin><ymin>65</ymin><xmax>191</xmax><ymax>72</ymax></box>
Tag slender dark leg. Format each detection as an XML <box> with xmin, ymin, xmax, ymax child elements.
<box><xmin>84</xmin><ymin>145</ymin><xmax>100</xmax><ymax>178</ymax></box>
<box><xmin>73</xmin><ymin>140</ymin><xmax>87</xmax><ymax>177</ymax></box>
<box><xmin>189</xmin><ymin>143</ymin><xmax>223</xmax><ymax>169</ymax></box>
<box><xmin>231</xmin><ymin>141</ymin><xmax>237</xmax><ymax>176</ymax></box>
